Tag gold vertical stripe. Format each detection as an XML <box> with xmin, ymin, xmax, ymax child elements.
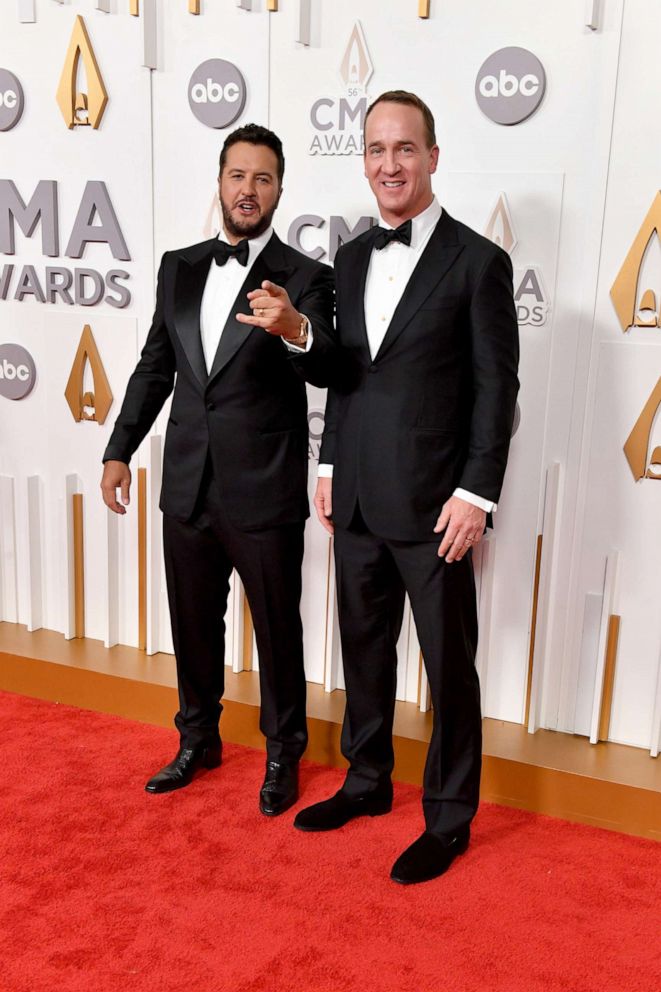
<box><xmin>267</xmin><ymin>0</ymin><xmax>279</xmax><ymax>10</ymax></box>
<box><xmin>189</xmin><ymin>0</ymin><xmax>201</xmax><ymax>13</ymax></box>
<box><xmin>242</xmin><ymin>592</ymin><xmax>254</xmax><ymax>671</ymax></box>
<box><xmin>130</xmin><ymin>0</ymin><xmax>139</xmax><ymax>16</ymax></box>
<box><xmin>137</xmin><ymin>468</ymin><xmax>147</xmax><ymax>651</ymax></box>
<box><xmin>524</xmin><ymin>534</ymin><xmax>543</xmax><ymax>725</ymax></box>
<box><xmin>73</xmin><ymin>494</ymin><xmax>85</xmax><ymax>639</ymax></box>
<box><xmin>418</xmin><ymin>0</ymin><xmax>431</xmax><ymax>17</ymax></box>
<box><xmin>598</xmin><ymin>615</ymin><xmax>621</xmax><ymax>741</ymax></box>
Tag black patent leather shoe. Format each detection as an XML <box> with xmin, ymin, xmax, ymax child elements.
<box><xmin>145</xmin><ymin>743</ymin><xmax>222</xmax><ymax>794</ymax></box>
<box><xmin>259</xmin><ymin>760</ymin><xmax>299</xmax><ymax>816</ymax></box>
<box><xmin>390</xmin><ymin>828</ymin><xmax>470</xmax><ymax>884</ymax></box>
<box><xmin>293</xmin><ymin>788</ymin><xmax>393</xmax><ymax>832</ymax></box>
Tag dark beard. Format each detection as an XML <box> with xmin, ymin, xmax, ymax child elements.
<box><xmin>220</xmin><ymin>199</ymin><xmax>275</xmax><ymax>241</ymax></box>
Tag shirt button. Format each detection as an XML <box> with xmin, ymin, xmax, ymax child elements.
<box><xmin>206</xmin><ymin>401</ymin><xmax>215</xmax><ymax>411</ymax></box>
<box><xmin>369</xmin><ymin>364</ymin><xmax>378</xmax><ymax>374</ymax></box>
<box><xmin>388</xmin><ymin>276</ymin><xmax>394</xmax><ymax>282</ymax></box>
<box><xmin>380</xmin><ymin>315</ymin><xmax>386</xmax><ymax>321</ymax></box>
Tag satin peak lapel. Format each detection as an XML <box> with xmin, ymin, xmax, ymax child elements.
<box><xmin>173</xmin><ymin>251</ymin><xmax>211</xmax><ymax>389</ymax></box>
<box><xmin>340</xmin><ymin>236</ymin><xmax>373</xmax><ymax>357</ymax></box>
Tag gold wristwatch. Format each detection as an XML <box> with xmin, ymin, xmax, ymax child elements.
<box><xmin>288</xmin><ymin>314</ymin><xmax>309</xmax><ymax>348</ymax></box>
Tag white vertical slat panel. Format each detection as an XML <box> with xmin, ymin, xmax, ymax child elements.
<box><xmin>103</xmin><ymin>508</ymin><xmax>119</xmax><ymax>648</ymax></box>
<box><xmin>527</xmin><ymin>462</ymin><xmax>562</xmax><ymax>733</ymax></box>
<box><xmin>63</xmin><ymin>474</ymin><xmax>81</xmax><ymax>640</ymax></box>
<box><xmin>26</xmin><ymin>475</ymin><xmax>44</xmax><ymax>632</ymax></box>
<box><xmin>324</xmin><ymin>547</ymin><xmax>343</xmax><ymax>692</ymax></box>
<box><xmin>573</xmin><ymin>592</ymin><xmax>604</xmax><ymax>735</ymax></box>
<box><xmin>419</xmin><ymin>664</ymin><xmax>431</xmax><ymax>714</ymax></box>
<box><xmin>473</xmin><ymin>533</ymin><xmax>495</xmax><ymax>708</ymax></box>
<box><xmin>395</xmin><ymin>601</ymin><xmax>412</xmax><ymax>701</ymax></box>
<box><xmin>404</xmin><ymin>605</ymin><xmax>420</xmax><ymax>704</ymax></box>
<box><xmin>650</xmin><ymin>639</ymin><xmax>661</xmax><ymax>758</ymax></box>
<box><xmin>0</xmin><ymin>476</ymin><xmax>18</xmax><ymax>623</ymax></box>
<box><xmin>17</xmin><ymin>0</ymin><xmax>36</xmax><ymax>22</ymax></box>
<box><xmin>146</xmin><ymin>435</ymin><xmax>163</xmax><ymax>655</ymax></box>
<box><xmin>142</xmin><ymin>0</ymin><xmax>158</xmax><ymax>69</ymax></box>
<box><xmin>589</xmin><ymin>550</ymin><xmax>619</xmax><ymax>744</ymax></box>
<box><xmin>229</xmin><ymin>572</ymin><xmax>244</xmax><ymax>673</ymax></box>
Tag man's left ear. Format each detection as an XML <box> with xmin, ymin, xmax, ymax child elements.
<box><xmin>429</xmin><ymin>145</ymin><xmax>440</xmax><ymax>174</ymax></box>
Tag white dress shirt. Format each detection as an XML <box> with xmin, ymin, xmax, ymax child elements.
<box><xmin>200</xmin><ymin>227</ymin><xmax>310</xmax><ymax>374</ymax></box>
<box><xmin>318</xmin><ymin>197</ymin><xmax>496</xmax><ymax>514</ymax></box>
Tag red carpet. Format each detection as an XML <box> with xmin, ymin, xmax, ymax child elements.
<box><xmin>0</xmin><ymin>691</ymin><xmax>659</xmax><ymax>992</ymax></box>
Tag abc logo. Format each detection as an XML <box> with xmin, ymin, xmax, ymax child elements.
<box><xmin>188</xmin><ymin>59</ymin><xmax>247</xmax><ymax>130</ymax></box>
<box><xmin>0</xmin><ymin>68</ymin><xmax>24</xmax><ymax>131</ymax></box>
<box><xmin>0</xmin><ymin>344</ymin><xmax>36</xmax><ymax>400</ymax></box>
<box><xmin>475</xmin><ymin>47</ymin><xmax>546</xmax><ymax>126</ymax></box>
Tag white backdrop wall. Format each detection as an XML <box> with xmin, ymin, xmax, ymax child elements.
<box><xmin>1</xmin><ymin>0</ymin><xmax>659</xmax><ymax>756</ymax></box>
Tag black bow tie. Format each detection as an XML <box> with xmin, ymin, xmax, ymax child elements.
<box><xmin>212</xmin><ymin>239</ymin><xmax>250</xmax><ymax>267</ymax></box>
<box><xmin>373</xmin><ymin>220</ymin><xmax>412</xmax><ymax>251</ymax></box>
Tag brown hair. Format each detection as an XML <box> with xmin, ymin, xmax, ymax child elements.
<box><xmin>364</xmin><ymin>90</ymin><xmax>436</xmax><ymax>149</ymax></box>
<box><xmin>218</xmin><ymin>123</ymin><xmax>285</xmax><ymax>183</ymax></box>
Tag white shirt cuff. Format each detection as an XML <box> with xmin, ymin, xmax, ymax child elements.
<box><xmin>318</xmin><ymin>463</ymin><xmax>334</xmax><ymax>478</ymax></box>
<box><xmin>282</xmin><ymin>316</ymin><xmax>313</xmax><ymax>353</ymax></box>
<box><xmin>453</xmin><ymin>488</ymin><xmax>496</xmax><ymax>513</ymax></box>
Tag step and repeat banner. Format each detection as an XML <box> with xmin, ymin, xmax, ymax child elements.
<box><xmin>1</xmin><ymin>0</ymin><xmax>660</xmax><ymax>757</ymax></box>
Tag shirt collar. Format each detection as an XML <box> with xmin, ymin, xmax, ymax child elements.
<box><xmin>218</xmin><ymin>225</ymin><xmax>273</xmax><ymax>262</ymax></box>
<box><xmin>378</xmin><ymin>197</ymin><xmax>442</xmax><ymax>250</ymax></box>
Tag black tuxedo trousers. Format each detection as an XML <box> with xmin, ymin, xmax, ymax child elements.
<box><xmin>335</xmin><ymin>509</ymin><xmax>480</xmax><ymax>835</ymax></box>
<box><xmin>164</xmin><ymin>464</ymin><xmax>307</xmax><ymax>762</ymax></box>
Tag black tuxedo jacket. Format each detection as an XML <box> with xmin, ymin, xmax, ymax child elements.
<box><xmin>320</xmin><ymin>210</ymin><xmax>519</xmax><ymax>542</ymax></box>
<box><xmin>104</xmin><ymin>233</ymin><xmax>334</xmax><ymax>529</ymax></box>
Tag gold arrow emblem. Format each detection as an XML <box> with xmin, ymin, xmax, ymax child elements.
<box><xmin>64</xmin><ymin>325</ymin><xmax>113</xmax><ymax>425</ymax></box>
<box><xmin>56</xmin><ymin>15</ymin><xmax>108</xmax><ymax>130</ymax></box>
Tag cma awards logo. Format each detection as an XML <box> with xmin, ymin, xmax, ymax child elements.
<box><xmin>64</xmin><ymin>324</ymin><xmax>113</xmax><ymax>425</ymax></box>
<box><xmin>309</xmin><ymin>22</ymin><xmax>374</xmax><ymax>156</ymax></box>
<box><xmin>56</xmin><ymin>16</ymin><xmax>108</xmax><ymax>130</ymax></box>
<box><xmin>484</xmin><ymin>193</ymin><xmax>550</xmax><ymax>327</ymax></box>
<box><xmin>0</xmin><ymin>180</ymin><xmax>131</xmax><ymax>308</ymax></box>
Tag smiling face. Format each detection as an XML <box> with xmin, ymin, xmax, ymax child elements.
<box><xmin>363</xmin><ymin>101</ymin><xmax>439</xmax><ymax>227</ymax></box>
<box><xmin>218</xmin><ymin>141</ymin><xmax>282</xmax><ymax>243</ymax></box>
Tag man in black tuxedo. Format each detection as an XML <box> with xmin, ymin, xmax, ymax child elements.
<box><xmin>101</xmin><ymin>124</ymin><xmax>334</xmax><ymax>816</ymax></box>
<box><xmin>294</xmin><ymin>92</ymin><xmax>519</xmax><ymax>882</ymax></box>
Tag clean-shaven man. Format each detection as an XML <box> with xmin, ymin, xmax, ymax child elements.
<box><xmin>101</xmin><ymin>124</ymin><xmax>334</xmax><ymax>816</ymax></box>
<box><xmin>294</xmin><ymin>92</ymin><xmax>519</xmax><ymax>883</ymax></box>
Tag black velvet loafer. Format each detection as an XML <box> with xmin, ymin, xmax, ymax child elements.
<box><xmin>293</xmin><ymin>788</ymin><xmax>393</xmax><ymax>832</ymax></box>
<box><xmin>390</xmin><ymin>828</ymin><xmax>470</xmax><ymax>884</ymax></box>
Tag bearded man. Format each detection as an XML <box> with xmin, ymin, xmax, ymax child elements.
<box><xmin>101</xmin><ymin>124</ymin><xmax>334</xmax><ymax>815</ymax></box>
